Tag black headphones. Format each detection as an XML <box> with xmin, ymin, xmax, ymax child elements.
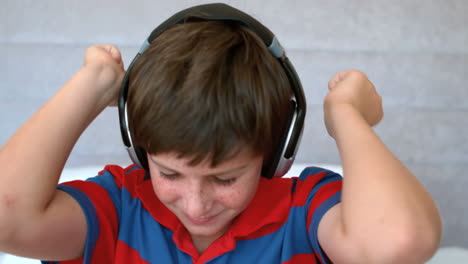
<box><xmin>118</xmin><ymin>3</ymin><xmax>306</xmax><ymax>179</ymax></box>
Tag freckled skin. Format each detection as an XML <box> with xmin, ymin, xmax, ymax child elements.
<box><xmin>2</xmin><ymin>194</ymin><xmax>16</xmax><ymax>209</ymax></box>
<box><xmin>147</xmin><ymin>150</ymin><xmax>263</xmax><ymax>252</ymax></box>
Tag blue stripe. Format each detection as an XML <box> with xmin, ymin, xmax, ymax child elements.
<box><xmin>42</xmin><ymin>185</ymin><xmax>100</xmax><ymax>264</ymax></box>
<box><xmin>117</xmin><ymin>186</ymin><xmax>192</xmax><ymax>263</ymax></box>
<box><xmin>290</xmin><ymin>177</ymin><xmax>298</xmax><ymax>193</ymax></box>
<box><xmin>299</xmin><ymin>175</ymin><xmax>342</xmax><ymax>209</ymax></box>
<box><xmin>220</xmin><ymin>230</ymin><xmax>285</xmax><ymax>263</ymax></box>
<box><xmin>126</xmin><ymin>166</ymin><xmax>140</xmax><ymax>174</ymax></box>
<box><xmin>309</xmin><ymin>191</ymin><xmax>342</xmax><ymax>264</ymax></box>
<box><xmin>299</xmin><ymin>167</ymin><xmax>342</xmax><ymax>181</ymax></box>
<box><xmin>296</xmin><ymin>167</ymin><xmax>342</xmax><ymax>208</ymax></box>
<box><xmin>85</xmin><ymin>171</ymin><xmax>122</xmax><ymax>221</ymax></box>
<box><xmin>206</xmin><ymin>203</ymin><xmax>317</xmax><ymax>263</ymax></box>
<box><xmin>280</xmin><ymin>205</ymin><xmax>313</xmax><ymax>259</ymax></box>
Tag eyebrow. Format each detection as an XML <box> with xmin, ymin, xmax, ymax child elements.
<box><xmin>149</xmin><ymin>157</ymin><xmax>248</xmax><ymax>177</ymax></box>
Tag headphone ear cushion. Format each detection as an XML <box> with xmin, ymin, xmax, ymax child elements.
<box><xmin>132</xmin><ymin>146</ymin><xmax>152</xmax><ymax>180</ymax></box>
<box><xmin>135</xmin><ymin>146</ymin><xmax>148</xmax><ymax>170</ymax></box>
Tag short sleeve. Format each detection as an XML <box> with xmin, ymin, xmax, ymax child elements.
<box><xmin>295</xmin><ymin>167</ymin><xmax>342</xmax><ymax>264</ymax></box>
<box><xmin>42</xmin><ymin>168</ymin><xmax>123</xmax><ymax>264</ymax></box>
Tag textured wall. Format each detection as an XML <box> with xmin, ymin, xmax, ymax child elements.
<box><xmin>1</xmin><ymin>0</ymin><xmax>467</xmax><ymax>247</ymax></box>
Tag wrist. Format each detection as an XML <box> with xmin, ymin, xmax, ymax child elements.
<box><xmin>78</xmin><ymin>64</ymin><xmax>122</xmax><ymax>107</ymax></box>
<box><xmin>82</xmin><ymin>63</ymin><xmax>121</xmax><ymax>89</ymax></box>
<box><xmin>324</xmin><ymin>103</ymin><xmax>365</xmax><ymax>138</ymax></box>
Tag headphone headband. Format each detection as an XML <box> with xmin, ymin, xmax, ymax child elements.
<box><xmin>148</xmin><ymin>4</ymin><xmax>275</xmax><ymax>47</ymax></box>
<box><xmin>119</xmin><ymin>3</ymin><xmax>306</xmax><ymax>178</ymax></box>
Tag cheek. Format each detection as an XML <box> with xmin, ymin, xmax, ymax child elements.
<box><xmin>151</xmin><ymin>178</ymin><xmax>180</xmax><ymax>203</ymax></box>
<box><xmin>217</xmin><ymin>180</ymin><xmax>259</xmax><ymax>210</ymax></box>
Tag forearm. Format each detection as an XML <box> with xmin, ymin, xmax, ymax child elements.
<box><xmin>329</xmin><ymin>105</ymin><xmax>441</xmax><ymax>262</ymax></box>
<box><xmin>0</xmin><ymin>66</ymin><xmax>111</xmax><ymax>221</ymax></box>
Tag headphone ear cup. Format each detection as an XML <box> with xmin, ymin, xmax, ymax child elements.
<box><xmin>126</xmin><ymin>142</ymin><xmax>148</xmax><ymax>169</ymax></box>
<box><xmin>262</xmin><ymin>101</ymin><xmax>297</xmax><ymax>178</ymax></box>
<box><xmin>127</xmin><ymin>144</ymin><xmax>150</xmax><ymax>179</ymax></box>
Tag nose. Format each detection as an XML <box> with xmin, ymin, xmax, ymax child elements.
<box><xmin>183</xmin><ymin>181</ymin><xmax>214</xmax><ymax>218</ymax></box>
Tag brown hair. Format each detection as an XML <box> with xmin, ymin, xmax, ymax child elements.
<box><xmin>128</xmin><ymin>21</ymin><xmax>292</xmax><ymax>168</ymax></box>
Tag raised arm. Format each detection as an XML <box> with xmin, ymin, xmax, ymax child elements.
<box><xmin>317</xmin><ymin>70</ymin><xmax>442</xmax><ymax>263</ymax></box>
<box><xmin>0</xmin><ymin>45</ymin><xmax>124</xmax><ymax>260</ymax></box>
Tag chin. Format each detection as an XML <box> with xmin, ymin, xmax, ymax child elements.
<box><xmin>184</xmin><ymin>221</ymin><xmax>229</xmax><ymax>238</ymax></box>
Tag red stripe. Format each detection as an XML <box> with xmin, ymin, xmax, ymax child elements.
<box><xmin>115</xmin><ymin>240</ymin><xmax>152</xmax><ymax>264</ymax></box>
<box><xmin>282</xmin><ymin>253</ymin><xmax>317</xmax><ymax>264</ymax></box>
<box><xmin>102</xmin><ymin>164</ymin><xmax>146</xmax><ymax>198</ymax></box>
<box><xmin>292</xmin><ymin>171</ymin><xmax>327</xmax><ymax>207</ymax></box>
<box><xmin>52</xmin><ymin>257</ymin><xmax>84</xmax><ymax>264</ymax></box>
<box><xmin>64</xmin><ymin>181</ymin><xmax>119</xmax><ymax>263</ymax></box>
<box><xmin>306</xmin><ymin>180</ymin><xmax>342</xmax><ymax>228</ymax></box>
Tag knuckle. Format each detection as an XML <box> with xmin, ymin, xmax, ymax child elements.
<box><xmin>349</xmin><ymin>69</ymin><xmax>367</xmax><ymax>79</ymax></box>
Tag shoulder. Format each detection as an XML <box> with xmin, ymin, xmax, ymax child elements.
<box><xmin>289</xmin><ymin>166</ymin><xmax>342</xmax><ymax>219</ymax></box>
<box><xmin>84</xmin><ymin>164</ymin><xmax>146</xmax><ymax>191</ymax></box>
<box><xmin>59</xmin><ymin>164</ymin><xmax>147</xmax><ymax>211</ymax></box>
<box><xmin>297</xmin><ymin>166</ymin><xmax>342</xmax><ymax>180</ymax></box>
<box><xmin>99</xmin><ymin>164</ymin><xmax>145</xmax><ymax>181</ymax></box>
<box><xmin>291</xmin><ymin>166</ymin><xmax>342</xmax><ymax>196</ymax></box>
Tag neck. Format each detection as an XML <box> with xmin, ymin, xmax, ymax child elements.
<box><xmin>192</xmin><ymin>236</ymin><xmax>215</xmax><ymax>254</ymax></box>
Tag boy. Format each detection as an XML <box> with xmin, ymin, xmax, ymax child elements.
<box><xmin>0</xmin><ymin>4</ymin><xmax>441</xmax><ymax>264</ymax></box>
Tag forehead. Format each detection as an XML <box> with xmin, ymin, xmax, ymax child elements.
<box><xmin>149</xmin><ymin>148</ymin><xmax>260</xmax><ymax>171</ymax></box>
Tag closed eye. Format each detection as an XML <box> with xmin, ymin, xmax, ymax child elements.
<box><xmin>159</xmin><ymin>171</ymin><xmax>179</xmax><ymax>180</ymax></box>
<box><xmin>214</xmin><ymin>177</ymin><xmax>237</xmax><ymax>186</ymax></box>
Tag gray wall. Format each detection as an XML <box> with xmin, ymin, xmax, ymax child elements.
<box><xmin>1</xmin><ymin>0</ymin><xmax>467</xmax><ymax>248</ymax></box>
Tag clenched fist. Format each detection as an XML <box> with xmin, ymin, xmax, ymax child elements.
<box><xmin>324</xmin><ymin>70</ymin><xmax>383</xmax><ymax>137</ymax></box>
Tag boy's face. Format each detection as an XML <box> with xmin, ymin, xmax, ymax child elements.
<box><xmin>147</xmin><ymin>149</ymin><xmax>263</xmax><ymax>242</ymax></box>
